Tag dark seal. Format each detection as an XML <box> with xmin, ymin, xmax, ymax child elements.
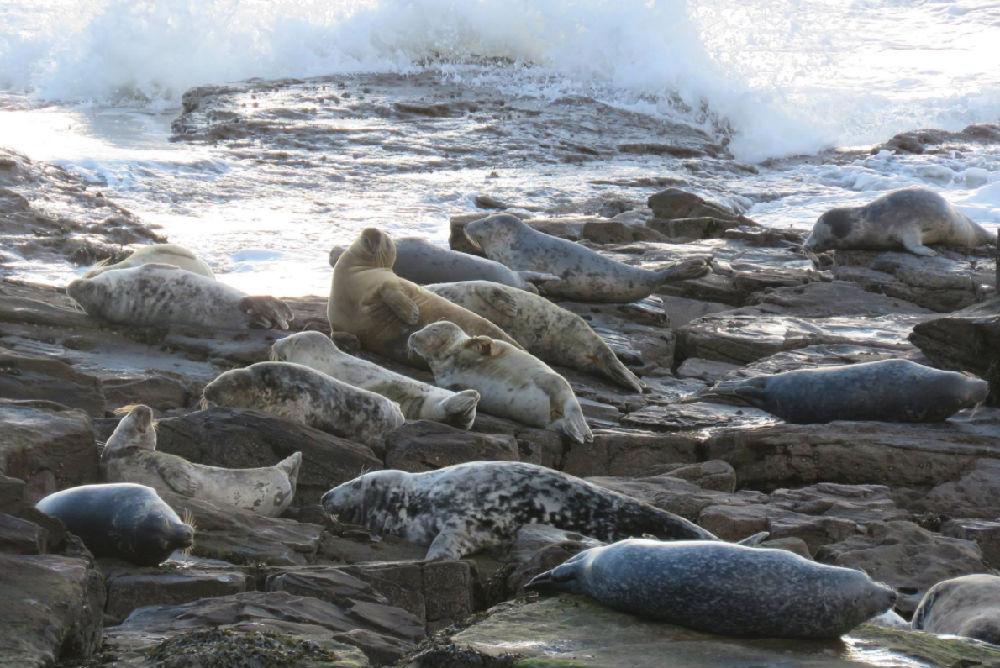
<box><xmin>912</xmin><ymin>574</ymin><xmax>1000</xmax><ymax>644</ymax></box>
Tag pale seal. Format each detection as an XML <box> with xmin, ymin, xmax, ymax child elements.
<box><xmin>85</xmin><ymin>243</ymin><xmax>214</xmax><ymax>278</ymax></box>
<box><xmin>328</xmin><ymin>237</ymin><xmax>552</xmax><ymax>292</ymax></box>
<box><xmin>270</xmin><ymin>331</ymin><xmax>480</xmax><ymax>429</ymax></box>
<box><xmin>526</xmin><ymin>538</ymin><xmax>896</xmax><ymax>639</ymax></box>
<box><xmin>699</xmin><ymin>359</ymin><xmax>988</xmax><ymax>423</ymax></box>
<box><xmin>462</xmin><ymin>213</ymin><xmax>710</xmax><ymax>302</ymax></box>
<box><xmin>202</xmin><ymin>361</ymin><xmax>406</xmax><ymax>445</ymax></box>
<box><xmin>101</xmin><ymin>404</ymin><xmax>302</xmax><ymax>517</ymax></box>
<box><xmin>320</xmin><ymin>461</ymin><xmax>725</xmax><ymax>560</ymax></box>
<box><xmin>804</xmin><ymin>187</ymin><xmax>994</xmax><ymax>256</ymax></box>
<box><xmin>67</xmin><ymin>264</ymin><xmax>292</xmax><ymax>330</ymax></box>
<box><xmin>912</xmin><ymin>574</ymin><xmax>1000</xmax><ymax>644</ymax></box>
<box><xmin>327</xmin><ymin>228</ymin><xmax>521</xmax><ymax>366</ymax></box>
<box><xmin>408</xmin><ymin>321</ymin><xmax>592</xmax><ymax>443</ymax></box>
<box><xmin>36</xmin><ymin>482</ymin><xmax>195</xmax><ymax>566</ymax></box>
<box><xmin>426</xmin><ymin>280</ymin><xmax>643</xmax><ymax>392</ymax></box>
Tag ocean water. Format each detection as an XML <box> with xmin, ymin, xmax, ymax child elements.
<box><xmin>1</xmin><ymin>0</ymin><xmax>1000</xmax><ymax>295</ymax></box>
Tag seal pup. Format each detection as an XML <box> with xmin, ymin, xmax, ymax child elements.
<box><xmin>462</xmin><ymin>213</ymin><xmax>710</xmax><ymax>302</ymax></box>
<box><xmin>408</xmin><ymin>321</ymin><xmax>592</xmax><ymax>444</ymax></box>
<box><xmin>321</xmin><ymin>461</ymin><xmax>733</xmax><ymax>560</ymax></box>
<box><xmin>67</xmin><ymin>264</ymin><xmax>292</xmax><ymax>330</ymax></box>
<box><xmin>698</xmin><ymin>359</ymin><xmax>988</xmax><ymax>423</ymax></box>
<box><xmin>328</xmin><ymin>238</ymin><xmax>553</xmax><ymax>292</ymax></box>
<box><xmin>327</xmin><ymin>228</ymin><xmax>521</xmax><ymax>366</ymax></box>
<box><xmin>912</xmin><ymin>574</ymin><xmax>1000</xmax><ymax>644</ymax></box>
<box><xmin>85</xmin><ymin>243</ymin><xmax>214</xmax><ymax>278</ymax></box>
<box><xmin>805</xmin><ymin>187</ymin><xmax>994</xmax><ymax>256</ymax></box>
<box><xmin>426</xmin><ymin>280</ymin><xmax>643</xmax><ymax>392</ymax></box>
<box><xmin>202</xmin><ymin>361</ymin><xmax>406</xmax><ymax>445</ymax></box>
<box><xmin>270</xmin><ymin>331</ymin><xmax>480</xmax><ymax>429</ymax></box>
<box><xmin>101</xmin><ymin>404</ymin><xmax>302</xmax><ymax>517</ymax></box>
<box><xmin>36</xmin><ymin>483</ymin><xmax>194</xmax><ymax>566</ymax></box>
<box><xmin>526</xmin><ymin>539</ymin><xmax>896</xmax><ymax>639</ymax></box>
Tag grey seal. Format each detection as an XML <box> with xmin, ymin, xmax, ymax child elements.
<box><xmin>321</xmin><ymin>461</ymin><xmax>746</xmax><ymax>561</ymax></box>
<box><xmin>270</xmin><ymin>331</ymin><xmax>480</xmax><ymax>429</ymax></box>
<box><xmin>913</xmin><ymin>574</ymin><xmax>1000</xmax><ymax>644</ymax></box>
<box><xmin>67</xmin><ymin>264</ymin><xmax>292</xmax><ymax>330</ymax></box>
<box><xmin>102</xmin><ymin>404</ymin><xmax>302</xmax><ymax>517</ymax></box>
<box><xmin>699</xmin><ymin>359</ymin><xmax>988</xmax><ymax>423</ymax></box>
<box><xmin>85</xmin><ymin>243</ymin><xmax>214</xmax><ymax>278</ymax></box>
<box><xmin>462</xmin><ymin>213</ymin><xmax>710</xmax><ymax>302</ymax></box>
<box><xmin>426</xmin><ymin>280</ymin><xmax>643</xmax><ymax>392</ymax></box>
<box><xmin>408</xmin><ymin>321</ymin><xmax>592</xmax><ymax>443</ymax></box>
<box><xmin>202</xmin><ymin>361</ymin><xmax>406</xmax><ymax>445</ymax></box>
<box><xmin>805</xmin><ymin>187</ymin><xmax>994</xmax><ymax>256</ymax></box>
<box><xmin>36</xmin><ymin>483</ymin><xmax>195</xmax><ymax>566</ymax></box>
<box><xmin>526</xmin><ymin>538</ymin><xmax>896</xmax><ymax>639</ymax></box>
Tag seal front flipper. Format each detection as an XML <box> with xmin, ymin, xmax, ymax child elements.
<box><xmin>161</xmin><ymin>465</ymin><xmax>202</xmax><ymax>497</ymax></box>
<box><xmin>900</xmin><ymin>230</ymin><xmax>938</xmax><ymax>256</ymax></box>
<box><xmin>438</xmin><ymin>389</ymin><xmax>480</xmax><ymax>430</ymax></box>
<box><xmin>378</xmin><ymin>284</ymin><xmax>420</xmax><ymax>325</ymax></box>
<box><xmin>425</xmin><ymin>524</ymin><xmax>484</xmax><ymax>560</ymax></box>
<box><xmin>592</xmin><ymin>348</ymin><xmax>644</xmax><ymax>393</ymax></box>
<box><xmin>240</xmin><ymin>296</ymin><xmax>294</xmax><ymax>329</ymax></box>
<box><xmin>654</xmin><ymin>257</ymin><xmax>712</xmax><ymax>284</ymax></box>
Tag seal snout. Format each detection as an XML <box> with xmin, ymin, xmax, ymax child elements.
<box><xmin>174</xmin><ymin>523</ymin><xmax>195</xmax><ymax>549</ymax></box>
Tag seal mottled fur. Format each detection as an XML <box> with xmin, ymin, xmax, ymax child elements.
<box><xmin>527</xmin><ymin>539</ymin><xmax>896</xmax><ymax>639</ymax></box>
<box><xmin>913</xmin><ymin>574</ymin><xmax>1000</xmax><ymax>644</ymax></box>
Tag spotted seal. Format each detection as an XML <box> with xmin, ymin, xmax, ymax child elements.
<box><xmin>67</xmin><ymin>264</ymin><xmax>292</xmax><ymax>330</ymax></box>
<box><xmin>805</xmin><ymin>187</ymin><xmax>994</xmax><ymax>256</ymax></box>
<box><xmin>101</xmin><ymin>404</ymin><xmax>302</xmax><ymax>517</ymax></box>
<box><xmin>462</xmin><ymin>213</ymin><xmax>710</xmax><ymax>302</ymax></box>
<box><xmin>526</xmin><ymin>538</ymin><xmax>896</xmax><ymax>639</ymax></box>
<box><xmin>85</xmin><ymin>243</ymin><xmax>215</xmax><ymax>278</ymax></box>
<box><xmin>699</xmin><ymin>359</ymin><xmax>988</xmax><ymax>423</ymax></box>
<box><xmin>321</xmin><ymin>461</ymin><xmax>731</xmax><ymax>560</ymax></box>
<box><xmin>202</xmin><ymin>361</ymin><xmax>406</xmax><ymax>445</ymax></box>
<box><xmin>328</xmin><ymin>237</ymin><xmax>552</xmax><ymax>292</ymax></box>
<box><xmin>913</xmin><ymin>574</ymin><xmax>1000</xmax><ymax>644</ymax></box>
<box><xmin>426</xmin><ymin>280</ymin><xmax>643</xmax><ymax>392</ymax></box>
<box><xmin>328</xmin><ymin>228</ymin><xmax>521</xmax><ymax>366</ymax></box>
<box><xmin>408</xmin><ymin>321</ymin><xmax>592</xmax><ymax>443</ymax></box>
<box><xmin>36</xmin><ymin>483</ymin><xmax>194</xmax><ymax>566</ymax></box>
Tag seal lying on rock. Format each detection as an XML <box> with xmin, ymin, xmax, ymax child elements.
<box><xmin>408</xmin><ymin>321</ymin><xmax>592</xmax><ymax>443</ymax></box>
<box><xmin>202</xmin><ymin>361</ymin><xmax>406</xmax><ymax>445</ymax></box>
<box><xmin>462</xmin><ymin>213</ymin><xmax>709</xmax><ymax>302</ymax></box>
<box><xmin>526</xmin><ymin>539</ymin><xmax>896</xmax><ymax>639</ymax></box>
<box><xmin>699</xmin><ymin>359</ymin><xmax>988</xmax><ymax>423</ymax></box>
<box><xmin>321</xmin><ymin>461</ymin><xmax>740</xmax><ymax>560</ymax></box>
<box><xmin>913</xmin><ymin>574</ymin><xmax>1000</xmax><ymax>644</ymax></box>
<box><xmin>102</xmin><ymin>404</ymin><xmax>302</xmax><ymax>517</ymax></box>
<box><xmin>36</xmin><ymin>482</ymin><xmax>194</xmax><ymax>566</ymax></box>
<box><xmin>328</xmin><ymin>237</ymin><xmax>552</xmax><ymax>292</ymax></box>
<box><xmin>85</xmin><ymin>243</ymin><xmax>214</xmax><ymax>278</ymax></box>
<box><xmin>270</xmin><ymin>331</ymin><xmax>480</xmax><ymax>429</ymax></box>
<box><xmin>328</xmin><ymin>228</ymin><xmax>520</xmax><ymax>366</ymax></box>
<box><xmin>68</xmin><ymin>264</ymin><xmax>292</xmax><ymax>330</ymax></box>
<box><xmin>426</xmin><ymin>281</ymin><xmax>643</xmax><ymax>392</ymax></box>
<box><xmin>805</xmin><ymin>188</ymin><xmax>994</xmax><ymax>256</ymax></box>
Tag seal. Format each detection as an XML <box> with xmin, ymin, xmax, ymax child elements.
<box><xmin>462</xmin><ymin>213</ymin><xmax>710</xmax><ymax>302</ymax></box>
<box><xmin>321</xmin><ymin>461</ymin><xmax>730</xmax><ymax>560</ymax></box>
<box><xmin>270</xmin><ymin>331</ymin><xmax>480</xmax><ymax>429</ymax></box>
<box><xmin>408</xmin><ymin>321</ymin><xmax>592</xmax><ymax>443</ymax></box>
<box><xmin>426</xmin><ymin>280</ymin><xmax>643</xmax><ymax>392</ymax></box>
<box><xmin>328</xmin><ymin>237</ymin><xmax>553</xmax><ymax>292</ymax></box>
<box><xmin>85</xmin><ymin>243</ymin><xmax>215</xmax><ymax>278</ymax></box>
<box><xmin>804</xmin><ymin>187</ymin><xmax>994</xmax><ymax>256</ymax></box>
<box><xmin>525</xmin><ymin>538</ymin><xmax>896</xmax><ymax>639</ymax></box>
<box><xmin>698</xmin><ymin>359</ymin><xmax>988</xmax><ymax>424</ymax></box>
<box><xmin>327</xmin><ymin>228</ymin><xmax>521</xmax><ymax>366</ymax></box>
<box><xmin>67</xmin><ymin>264</ymin><xmax>292</xmax><ymax>330</ymax></box>
<box><xmin>36</xmin><ymin>482</ymin><xmax>194</xmax><ymax>566</ymax></box>
<box><xmin>202</xmin><ymin>361</ymin><xmax>406</xmax><ymax>445</ymax></box>
<box><xmin>912</xmin><ymin>574</ymin><xmax>1000</xmax><ymax>644</ymax></box>
<box><xmin>101</xmin><ymin>404</ymin><xmax>302</xmax><ymax>517</ymax></box>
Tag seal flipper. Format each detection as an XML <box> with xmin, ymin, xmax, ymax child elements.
<box><xmin>654</xmin><ymin>257</ymin><xmax>711</xmax><ymax>284</ymax></box>
<box><xmin>277</xmin><ymin>452</ymin><xmax>303</xmax><ymax>484</ymax></box>
<box><xmin>697</xmin><ymin>376</ymin><xmax>770</xmax><ymax>410</ymax></box>
<box><xmin>379</xmin><ymin>284</ymin><xmax>420</xmax><ymax>325</ymax></box>
<box><xmin>900</xmin><ymin>229</ymin><xmax>937</xmax><ymax>256</ymax></box>
<box><xmin>161</xmin><ymin>465</ymin><xmax>201</xmax><ymax>497</ymax></box>
<box><xmin>240</xmin><ymin>296</ymin><xmax>294</xmax><ymax>330</ymax></box>
<box><xmin>439</xmin><ymin>390</ymin><xmax>480</xmax><ymax>430</ymax></box>
<box><xmin>738</xmin><ymin>531</ymin><xmax>770</xmax><ymax>546</ymax></box>
<box><xmin>485</xmin><ymin>286</ymin><xmax>520</xmax><ymax>320</ymax></box>
<box><xmin>525</xmin><ymin>552</ymin><xmax>586</xmax><ymax>593</ymax></box>
<box><xmin>537</xmin><ymin>375</ymin><xmax>593</xmax><ymax>444</ymax></box>
<box><xmin>425</xmin><ymin>524</ymin><xmax>484</xmax><ymax>560</ymax></box>
<box><xmin>592</xmin><ymin>349</ymin><xmax>644</xmax><ymax>393</ymax></box>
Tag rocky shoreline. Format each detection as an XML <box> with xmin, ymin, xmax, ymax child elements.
<box><xmin>3</xmin><ymin>102</ymin><xmax>1000</xmax><ymax>667</ymax></box>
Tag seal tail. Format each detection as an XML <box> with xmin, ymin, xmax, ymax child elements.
<box><xmin>239</xmin><ymin>296</ymin><xmax>294</xmax><ymax>330</ymax></box>
<box><xmin>440</xmin><ymin>390</ymin><xmax>480</xmax><ymax>430</ymax></box>
<box><xmin>592</xmin><ymin>349</ymin><xmax>644</xmax><ymax>393</ymax></box>
<box><xmin>653</xmin><ymin>257</ymin><xmax>712</xmax><ymax>284</ymax></box>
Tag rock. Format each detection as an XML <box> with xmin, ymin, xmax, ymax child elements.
<box><xmin>646</xmin><ymin>188</ymin><xmax>739</xmax><ymax>221</ymax></box>
<box><xmin>101</xmin><ymin>375</ymin><xmax>191</xmax><ymax>412</ymax></box>
<box><xmin>589</xmin><ymin>472</ymin><xmax>761</xmax><ymax>523</ymax></box>
<box><xmin>816</xmin><ymin>521</ymin><xmax>987</xmax><ymax>615</ymax></box>
<box><xmin>661</xmin><ymin>460</ymin><xmax>736</xmax><ymax>492</ymax></box>
<box><xmin>474</xmin><ymin>194</ymin><xmax>508</xmax><ymax>210</ymax></box>
<box><xmin>618</xmin><ymin>401</ymin><xmax>778</xmax><ymax>436</ymax></box>
<box><xmin>470</xmin><ymin>414</ymin><xmax>564</xmax><ymax>470</ymax></box>
<box><xmin>383</xmin><ymin>421</ymin><xmax>518</xmax><ymax>472</ymax></box>
<box><xmin>316</xmin><ymin>531</ymin><xmax>427</xmax><ymax>565</ymax></box>
<box><xmin>676</xmin><ymin>357</ymin><xmax>739</xmax><ymax>383</ymax></box>
<box><xmin>0</xmin><ymin>512</ymin><xmax>47</xmax><ymax>554</ymax></box>
<box><xmin>872</xmin><ymin>123</ymin><xmax>1000</xmax><ymax>154</ymax></box>
<box><xmin>0</xmin><ymin>473</ymin><xmax>26</xmax><ymax>513</ymax></box>
<box><xmin>0</xmin><ymin>349</ymin><xmax>105</xmax><ymax>416</ymax></box>
<box><xmin>562</xmin><ymin>429</ymin><xmax>702</xmax><ymax>478</ymax></box>
<box><xmin>504</xmin><ymin>525</ymin><xmax>604</xmax><ymax>594</ymax></box>
<box><xmin>103</xmin><ymin>562</ymin><xmax>250</xmax><ymax>624</ymax></box>
<box><xmin>647</xmin><ymin>216</ymin><xmax>750</xmax><ymax>242</ymax></box>
<box><xmin>0</xmin><ymin>553</ymin><xmax>105</xmax><ymax>667</ymax></box>
<box><xmin>155</xmin><ymin>408</ymin><xmax>381</xmax><ymax>507</ymax></box>
<box><xmin>0</xmin><ymin>399</ymin><xmax>98</xmax><ymax>499</ymax></box>
<box><xmin>759</xmin><ymin>537</ymin><xmax>811</xmax><ymax>558</ymax></box>
<box><xmin>924</xmin><ymin>458</ymin><xmax>1000</xmax><ymax>518</ymax></box>
<box><xmin>941</xmin><ymin>519</ymin><xmax>1000</xmax><ymax>568</ymax></box>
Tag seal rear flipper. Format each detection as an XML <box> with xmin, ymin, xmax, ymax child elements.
<box><xmin>737</xmin><ymin>531</ymin><xmax>770</xmax><ymax>546</ymax></box>
<box><xmin>277</xmin><ymin>451</ymin><xmax>303</xmax><ymax>483</ymax></box>
<box><xmin>440</xmin><ymin>390</ymin><xmax>480</xmax><ymax>430</ymax></box>
<box><xmin>654</xmin><ymin>257</ymin><xmax>712</xmax><ymax>284</ymax></box>
<box><xmin>240</xmin><ymin>296</ymin><xmax>294</xmax><ymax>330</ymax></box>
<box><xmin>552</xmin><ymin>414</ymin><xmax>593</xmax><ymax>445</ymax></box>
